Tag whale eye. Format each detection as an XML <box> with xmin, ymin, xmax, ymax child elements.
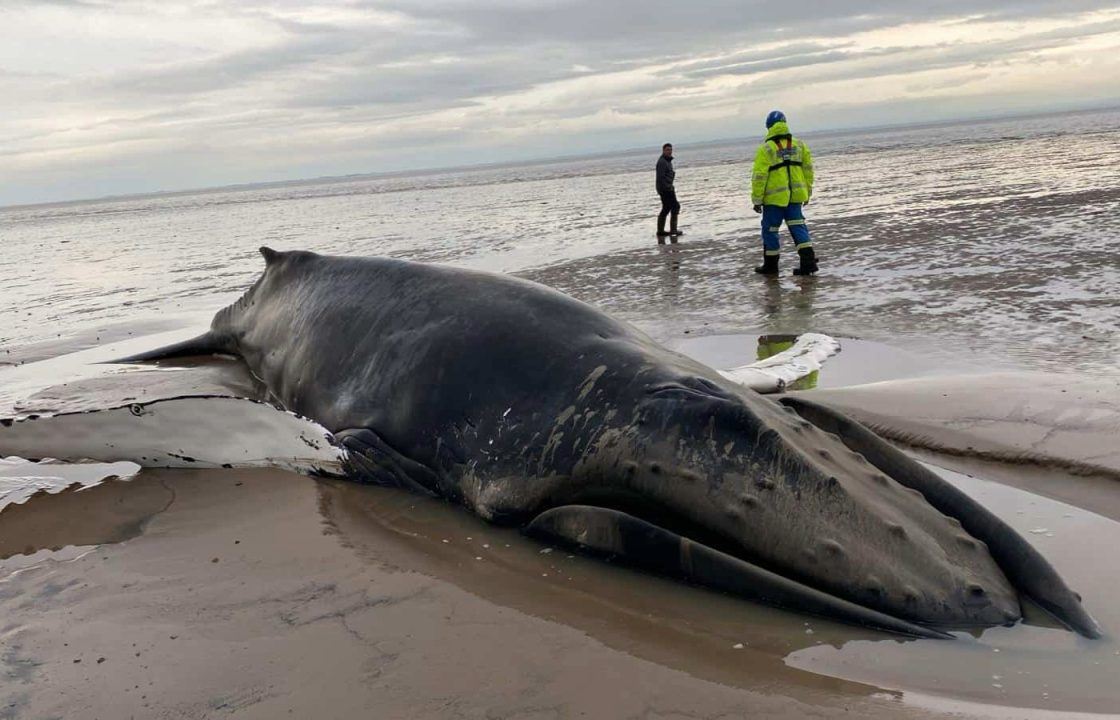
<box><xmin>686</xmin><ymin>377</ymin><xmax>732</xmax><ymax>398</ymax></box>
<box><xmin>648</xmin><ymin>377</ymin><xmax>732</xmax><ymax>401</ymax></box>
<box><xmin>129</xmin><ymin>404</ymin><xmax>145</xmax><ymax>417</ymax></box>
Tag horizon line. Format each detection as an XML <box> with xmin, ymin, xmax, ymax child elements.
<box><xmin>4</xmin><ymin>100</ymin><xmax>1118</xmax><ymax>212</ymax></box>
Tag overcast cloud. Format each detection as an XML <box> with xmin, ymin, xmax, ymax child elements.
<box><xmin>1</xmin><ymin>0</ymin><xmax>1118</xmax><ymax>205</ymax></box>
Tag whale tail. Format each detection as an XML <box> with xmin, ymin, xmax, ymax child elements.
<box><xmin>106</xmin><ymin>331</ymin><xmax>232</xmax><ymax>364</ymax></box>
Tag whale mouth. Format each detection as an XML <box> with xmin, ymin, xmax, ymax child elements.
<box><xmin>524</xmin><ymin>503</ymin><xmax>951</xmax><ymax>639</ymax></box>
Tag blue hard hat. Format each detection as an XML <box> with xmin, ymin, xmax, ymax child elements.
<box><xmin>765</xmin><ymin>110</ymin><xmax>786</xmax><ymax>128</ymax></box>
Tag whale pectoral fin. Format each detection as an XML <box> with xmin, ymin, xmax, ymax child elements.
<box><xmin>337</xmin><ymin>427</ymin><xmax>440</xmax><ymax>497</ymax></box>
<box><xmin>526</xmin><ymin>505</ymin><xmax>949</xmax><ymax>639</ymax></box>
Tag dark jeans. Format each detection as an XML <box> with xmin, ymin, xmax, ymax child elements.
<box><xmin>658</xmin><ymin>191</ymin><xmax>680</xmax><ymax>231</ymax></box>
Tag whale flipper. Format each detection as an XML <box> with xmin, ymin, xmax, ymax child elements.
<box><xmin>0</xmin><ymin>396</ymin><xmax>344</xmax><ymax>476</ymax></box>
<box><xmin>526</xmin><ymin>505</ymin><xmax>950</xmax><ymax>639</ymax></box>
<box><xmin>337</xmin><ymin>427</ymin><xmax>440</xmax><ymax>496</ymax></box>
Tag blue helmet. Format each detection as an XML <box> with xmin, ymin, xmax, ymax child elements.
<box><xmin>765</xmin><ymin>110</ymin><xmax>786</xmax><ymax>129</ymax></box>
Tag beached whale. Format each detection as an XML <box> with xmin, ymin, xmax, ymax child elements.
<box><xmin>107</xmin><ymin>248</ymin><xmax>1097</xmax><ymax>638</ymax></box>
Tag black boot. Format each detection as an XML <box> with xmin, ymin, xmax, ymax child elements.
<box><xmin>792</xmin><ymin>246</ymin><xmax>819</xmax><ymax>276</ymax></box>
<box><xmin>754</xmin><ymin>254</ymin><xmax>779</xmax><ymax>275</ymax></box>
<box><xmin>669</xmin><ymin>214</ymin><xmax>683</xmax><ymax>236</ymax></box>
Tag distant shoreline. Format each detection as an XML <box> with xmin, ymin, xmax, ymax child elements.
<box><xmin>4</xmin><ymin>102</ymin><xmax>1118</xmax><ymax>212</ymax></box>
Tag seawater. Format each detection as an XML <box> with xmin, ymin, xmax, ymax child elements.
<box><xmin>2</xmin><ymin>107</ymin><xmax>1118</xmax><ymax>374</ymax></box>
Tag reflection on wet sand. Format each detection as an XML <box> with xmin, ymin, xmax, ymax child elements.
<box><xmin>326</xmin><ymin>451</ymin><xmax>1120</xmax><ymax>716</ymax></box>
<box><xmin>654</xmin><ymin>236</ymin><xmax>683</xmax><ymax>308</ymax></box>
<box><xmin>0</xmin><ymin>476</ymin><xmax>173</xmax><ymax>560</ymax></box>
<box><xmin>758</xmin><ymin>334</ymin><xmax>820</xmax><ymax>389</ymax></box>
<box><xmin>657</xmin><ymin>236</ymin><xmax>682</xmax><ymax>270</ymax></box>
<box><xmin>320</xmin><ymin>454</ymin><xmax>1120</xmax><ymax>715</ymax></box>
<box><xmin>0</xmin><ymin>469</ymin><xmax>938</xmax><ymax>720</ymax></box>
<box><xmin>751</xmin><ymin>277</ymin><xmax>818</xmax><ymax>337</ymax></box>
<box><xmin>4</xmin><ymin>454</ymin><xmax>1118</xmax><ymax>716</ymax></box>
<box><xmin>319</xmin><ymin>478</ymin><xmax>899</xmax><ymax>697</ymax></box>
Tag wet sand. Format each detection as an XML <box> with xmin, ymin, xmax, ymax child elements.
<box><xmin>801</xmin><ymin>373</ymin><xmax>1120</xmax><ymax>478</ymax></box>
<box><xmin>2</xmin><ymin>333</ymin><xmax>1119</xmax><ymax>718</ymax></box>
<box><xmin>7</xmin><ymin>109</ymin><xmax>1120</xmax><ymax>379</ymax></box>
<box><xmin>1</xmin><ymin>468</ymin><xmax>941</xmax><ymax>720</ymax></box>
<box><xmin>0</xmin><ymin>475</ymin><xmax>168</xmax><ymax>560</ymax></box>
<box><xmin>3</xmin><ymin>459</ymin><xmax>1118</xmax><ymax>718</ymax></box>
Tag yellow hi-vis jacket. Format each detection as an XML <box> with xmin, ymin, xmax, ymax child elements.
<box><xmin>751</xmin><ymin>121</ymin><xmax>814</xmax><ymax>207</ymax></box>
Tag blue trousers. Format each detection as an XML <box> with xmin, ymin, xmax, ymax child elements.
<box><xmin>762</xmin><ymin>203</ymin><xmax>811</xmax><ymax>256</ymax></box>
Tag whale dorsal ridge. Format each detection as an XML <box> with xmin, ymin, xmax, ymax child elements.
<box><xmin>260</xmin><ymin>246</ymin><xmax>281</xmax><ymax>265</ymax></box>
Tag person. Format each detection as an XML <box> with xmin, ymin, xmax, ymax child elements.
<box><xmin>656</xmin><ymin>143</ymin><xmax>682</xmax><ymax>238</ymax></box>
<box><xmin>751</xmin><ymin>111</ymin><xmax>817</xmax><ymax>275</ymax></box>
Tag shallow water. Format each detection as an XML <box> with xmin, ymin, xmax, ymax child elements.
<box><xmin>0</xmin><ymin>456</ymin><xmax>139</xmax><ymax>511</ymax></box>
<box><xmin>2</xmin><ymin>108</ymin><xmax>1118</xmax><ymax>375</ymax></box>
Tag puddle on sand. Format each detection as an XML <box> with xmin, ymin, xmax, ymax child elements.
<box><xmin>0</xmin><ymin>461</ymin><xmax>169</xmax><ymax>567</ymax></box>
<box><xmin>319</xmin><ymin>459</ymin><xmax>1120</xmax><ymax>717</ymax></box>
<box><xmin>0</xmin><ymin>457</ymin><xmax>140</xmax><ymax>509</ymax></box>
<box><xmin>670</xmin><ymin>332</ymin><xmax>995</xmax><ymax>389</ymax></box>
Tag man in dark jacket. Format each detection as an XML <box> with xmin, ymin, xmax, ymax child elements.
<box><xmin>656</xmin><ymin>143</ymin><xmax>682</xmax><ymax>237</ymax></box>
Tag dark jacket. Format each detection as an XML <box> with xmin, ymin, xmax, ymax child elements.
<box><xmin>656</xmin><ymin>155</ymin><xmax>675</xmax><ymax>195</ymax></box>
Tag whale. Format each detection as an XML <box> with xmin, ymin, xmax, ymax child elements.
<box><xmin>107</xmin><ymin>247</ymin><xmax>1099</xmax><ymax>638</ymax></box>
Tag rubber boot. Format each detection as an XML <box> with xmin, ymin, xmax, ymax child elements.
<box><xmin>792</xmin><ymin>246</ymin><xmax>819</xmax><ymax>276</ymax></box>
<box><xmin>657</xmin><ymin>218</ymin><xmax>669</xmax><ymax>237</ymax></box>
<box><xmin>669</xmin><ymin>214</ymin><xmax>683</xmax><ymax>236</ymax></box>
<box><xmin>754</xmin><ymin>254</ymin><xmax>779</xmax><ymax>275</ymax></box>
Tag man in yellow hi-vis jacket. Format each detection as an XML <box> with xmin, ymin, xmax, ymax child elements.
<box><xmin>751</xmin><ymin>111</ymin><xmax>817</xmax><ymax>276</ymax></box>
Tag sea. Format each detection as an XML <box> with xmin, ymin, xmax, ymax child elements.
<box><xmin>2</xmin><ymin>107</ymin><xmax>1119</xmax><ymax>375</ymax></box>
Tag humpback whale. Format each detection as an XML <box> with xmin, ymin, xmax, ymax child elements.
<box><xmin>87</xmin><ymin>248</ymin><xmax>1099</xmax><ymax>638</ymax></box>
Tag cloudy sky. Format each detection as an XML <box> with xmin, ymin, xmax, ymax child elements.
<box><xmin>2</xmin><ymin>1</ymin><xmax>1119</xmax><ymax>206</ymax></box>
